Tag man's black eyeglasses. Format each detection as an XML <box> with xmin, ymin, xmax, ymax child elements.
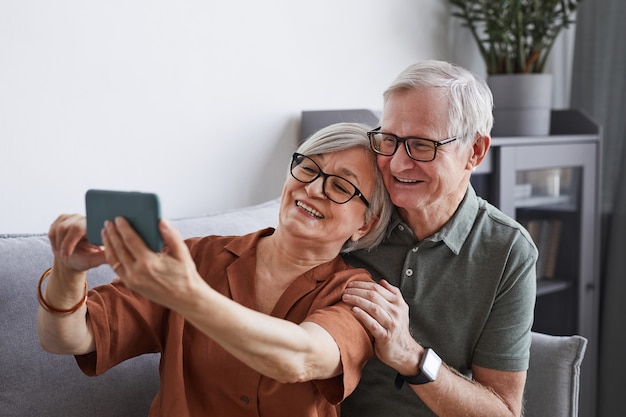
<box><xmin>290</xmin><ymin>153</ymin><xmax>370</xmax><ymax>207</ymax></box>
<box><xmin>367</xmin><ymin>127</ymin><xmax>461</xmax><ymax>162</ymax></box>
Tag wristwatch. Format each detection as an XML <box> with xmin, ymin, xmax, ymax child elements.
<box><xmin>394</xmin><ymin>348</ymin><xmax>442</xmax><ymax>389</ymax></box>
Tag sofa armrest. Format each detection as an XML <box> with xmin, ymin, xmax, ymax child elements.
<box><xmin>524</xmin><ymin>331</ymin><xmax>588</xmax><ymax>417</ymax></box>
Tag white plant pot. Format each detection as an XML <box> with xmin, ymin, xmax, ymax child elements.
<box><xmin>488</xmin><ymin>74</ymin><xmax>553</xmax><ymax>137</ymax></box>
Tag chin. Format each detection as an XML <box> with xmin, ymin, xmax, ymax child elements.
<box><xmin>390</xmin><ymin>194</ymin><xmax>422</xmax><ymax>211</ymax></box>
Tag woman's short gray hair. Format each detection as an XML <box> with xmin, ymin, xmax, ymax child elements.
<box><xmin>295</xmin><ymin>122</ymin><xmax>392</xmax><ymax>253</ymax></box>
<box><xmin>384</xmin><ymin>60</ymin><xmax>494</xmax><ymax>142</ymax></box>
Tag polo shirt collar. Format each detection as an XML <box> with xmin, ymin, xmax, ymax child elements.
<box><xmin>386</xmin><ymin>185</ymin><xmax>479</xmax><ymax>255</ymax></box>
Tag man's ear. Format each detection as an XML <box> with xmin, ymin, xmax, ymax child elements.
<box><xmin>351</xmin><ymin>215</ymin><xmax>379</xmax><ymax>242</ymax></box>
<box><xmin>466</xmin><ymin>134</ymin><xmax>491</xmax><ymax>170</ymax></box>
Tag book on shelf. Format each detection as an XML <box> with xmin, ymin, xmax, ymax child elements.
<box><xmin>521</xmin><ymin>219</ymin><xmax>563</xmax><ymax>280</ymax></box>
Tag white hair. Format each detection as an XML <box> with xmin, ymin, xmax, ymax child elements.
<box><xmin>384</xmin><ymin>60</ymin><xmax>494</xmax><ymax>142</ymax></box>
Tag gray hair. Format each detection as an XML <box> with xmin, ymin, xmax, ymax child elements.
<box><xmin>384</xmin><ymin>60</ymin><xmax>494</xmax><ymax>143</ymax></box>
<box><xmin>295</xmin><ymin>122</ymin><xmax>392</xmax><ymax>253</ymax></box>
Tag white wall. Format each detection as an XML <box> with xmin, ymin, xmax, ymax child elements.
<box><xmin>1</xmin><ymin>0</ymin><xmax>452</xmax><ymax>233</ymax></box>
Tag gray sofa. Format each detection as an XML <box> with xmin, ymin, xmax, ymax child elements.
<box><xmin>0</xmin><ymin>199</ymin><xmax>280</xmax><ymax>417</ymax></box>
<box><xmin>0</xmin><ymin>197</ymin><xmax>587</xmax><ymax>416</ymax></box>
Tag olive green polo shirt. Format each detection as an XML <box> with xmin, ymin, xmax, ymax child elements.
<box><xmin>341</xmin><ymin>186</ymin><xmax>537</xmax><ymax>417</ymax></box>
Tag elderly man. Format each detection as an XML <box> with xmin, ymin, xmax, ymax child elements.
<box><xmin>341</xmin><ymin>60</ymin><xmax>537</xmax><ymax>417</ymax></box>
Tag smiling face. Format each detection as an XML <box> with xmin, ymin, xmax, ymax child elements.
<box><xmin>277</xmin><ymin>147</ymin><xmax>377</xmax><ymax>255</ymax></box>
<box><xmin>378</xmin><ymin>88</ymin><xmax>475</xmax><ymax>229</ymax></box>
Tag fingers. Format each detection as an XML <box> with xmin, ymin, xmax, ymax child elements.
<box><xmin>342</xmin><ymin>280</ymin><xmax>409</xmax><ymax>334</ymax></box>
<box><xmin>343</xmin><ymin>279</ymin><xmax>398</xmax><ymax>303</ymax></box>
<box><xmin>102</xmin><ymin>218</ymin><xmax>187</xmax><ymax>275</ymax></box>
<box><xmin>49</xmin><ymin>214</ymin><xmax>99</xmax><ymax>259</ymax></box>
<box><xmin>343</xmin><ymin>283</ymin><xmax>392</xmax><ymax>328</ymax></box>
<box><xmin>101</xmin><ymin>217</ymin><xmax>198</xmax><ymax>309</ymax></box>
<box><xmin>159</xmin><ymin>219</ymin><xmax>190</xmax><ymax>262</ymax></box>
<box><xmin>102</xmin><ymin>218</ymin><xmax>137</xmax><ymax>272</ymax></box>
<box><xmin>343</xmin><ymin>280</ymin><xmax>417</xmax><ymax>369</ymax></box>
<box><xmin>379</xmin><ymin>279</ymin><xmax>403</xmax><ymax>297</ymax></box>
<box><xmin>48</xmin><ymin>213</ymin><xmax>109</xmax><ymax>273</ymax></box>
<box><xmin>49</xmin><ymin>214</ymin><xmax>84</xmax><ymax>257</ymax></box>
<box><xmin>350</xmin><ymin>305</ymin><xmax>390</xmax><ymax>340</ymax></box>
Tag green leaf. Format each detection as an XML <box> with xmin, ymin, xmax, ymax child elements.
<box><xmin>448</xmin><ymin>0</ymin><xmax>584</xmax><ymax>74</ymax></box>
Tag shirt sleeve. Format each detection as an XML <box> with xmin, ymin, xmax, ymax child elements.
<box><xmin>75</xmin><ymin>280</ymin><xmax>166</xmax><ymax>376</ymax></box>
<box><xmin>304</xmin><ymin>270</ymin><xmax>375</xmax><ymax>404</ymax></box>
<box><xmin>473</xmin><ymin>232</ymin><xmax>537</xmax><ymax>371</ymax></box>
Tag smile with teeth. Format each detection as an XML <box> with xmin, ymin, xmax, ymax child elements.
<box><xmin>296</xmin><ymin>201</ymin><xmax>324</xmax><ymax>218</ymax></box>
<box><xmin>395</xmin><ymin>176</ymin><xmax>420</xmax><ymax>183</ymax></box>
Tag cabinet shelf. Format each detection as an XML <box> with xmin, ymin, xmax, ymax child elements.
<box><xmin>515</xmin><ymin>195</ymin><xmax>576</xmax><ymax>210</ymax></box>
<box><xmin>536</xmin><ymin>279</ymin><xmax>570</xmax><ymax>297</ymax></box>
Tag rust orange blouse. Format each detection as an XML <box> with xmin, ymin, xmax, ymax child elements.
<box><xmin>76</xmin><ymin>228</ymin><xmax>374</xmax><ymax>417</ymax></box>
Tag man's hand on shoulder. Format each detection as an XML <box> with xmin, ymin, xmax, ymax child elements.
<box><xmin>342</xmin><ymin>279</ymin><xmax>421</xmax><ymax>375</ymax></box>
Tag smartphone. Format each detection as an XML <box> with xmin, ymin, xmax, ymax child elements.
<box><xmin>85</xmin><ymin>189</ymin><xmax>163</xmax><ymax>252</ymax></box>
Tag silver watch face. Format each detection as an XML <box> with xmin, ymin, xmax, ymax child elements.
<box><xmin>422</xmin><ymin>349</ymin><xmax>442</xmax><ymax>380</ymax></box>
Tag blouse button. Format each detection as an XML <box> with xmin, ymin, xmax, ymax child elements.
<box><xmin>240</xmin><ymin>396</ymin><xmax>250</xmax><ymax>404</ymax></box>
<box><xmin>405</xmin><ymin>269</ymin><xmax>414</xmax><ymax>277</ymax></box>
<box><xmin>398</xmin><ymin>225</ymin><xmax>405</xmax><ymax>232</ymax></box>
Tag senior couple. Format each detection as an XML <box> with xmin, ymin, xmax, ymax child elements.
<box><xmin>38</xmin><ymin>60</ymin><xmax>536</xmax><ymax>417</ymax></box>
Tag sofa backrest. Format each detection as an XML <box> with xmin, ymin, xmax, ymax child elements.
<box><xmin>0</xmin><ymin>199</ymin><xmax>279</xmax><ymax>417</ymax></box>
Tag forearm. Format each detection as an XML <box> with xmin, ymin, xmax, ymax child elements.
<box><xmin>410</xmin><ymin>365</ymin><xmax>520</xmax><ymax>417</ymax></box>
<box><xmin>381</xmin><ymin>334</ymin><xmax>522</xmax><ymax>417</ymax></box>
<box><xmin>37</xmin><ymin>262</ymin><xmax>95</xmax><ymax>355</ymax></box>
<box><xmin>179</xmin><ymin>282</ymin><xmax>341</xmax><ymax>383</ymax></box>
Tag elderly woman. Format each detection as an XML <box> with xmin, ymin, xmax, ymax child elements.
<box><xmin>37</xmin><ymin>122</ymin><xmax>392</xmax><ymax>417</ymax></box>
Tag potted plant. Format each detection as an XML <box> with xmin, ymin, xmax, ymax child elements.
<box><xmin>449</xmin><ymin>0</ymin><xmax>584</xmax><ymax>136</ymax></box>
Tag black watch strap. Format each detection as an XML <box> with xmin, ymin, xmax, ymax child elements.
<box><xmin>393</xmin><ymin>348</ymin><xmax>441</xmax><ymax>389</ymax></box>
<box><xmin>394</xmin><ymin>370</ymin><xmax>430</xmax><ymax>389</ymax></box>
<box><xmin>394</xmin><ymin>369</ymin><xmax>433</xmax><ymax>388</ymax></box>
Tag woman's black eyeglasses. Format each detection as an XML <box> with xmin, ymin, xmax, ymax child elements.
<box><xmin>290</xmin><ymin>153</ymin><xmax>370</xmax><ymax>207</ymax></box>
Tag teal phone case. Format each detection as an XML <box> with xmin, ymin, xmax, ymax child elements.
<box><xmin>85</xmin><ymin>189</ymin><xmax>163</xmax><ymax>252</ymax></box>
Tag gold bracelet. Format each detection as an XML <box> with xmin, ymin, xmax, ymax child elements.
<box><xmin>37</xmin><ymin>267</ymin><xmax>88</xmax><ymax>315</ymax></box>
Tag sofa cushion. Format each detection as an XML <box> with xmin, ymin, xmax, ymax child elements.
<box><xmin>524</xmin><ymin>331</ymin><xmax>588</xmax><ymax>417</ymax></box>
<box><xmin>0</xmin><ymin>198</ymin><xmax>279</xmax><ymax>417</ymax></box>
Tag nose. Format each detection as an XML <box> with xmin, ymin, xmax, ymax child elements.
<box><xmin>304</xmin><ymin>176</ymin><xmax>327</xmax><ymax>200</ymax></box>
<box><xmin>389</xmin><ymin>141</ymin><xmax>415</xmax><ymax>169</ymax></box>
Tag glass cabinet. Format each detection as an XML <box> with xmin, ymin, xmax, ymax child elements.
<box><xmin>471</xmin><ymin>110</ymin><xmax>601</xmax><ymax>417</ymax></box>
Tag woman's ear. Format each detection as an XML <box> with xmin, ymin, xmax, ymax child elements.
<box><xmin>351</xmin><ymin>215</ymin><xmax>379</xmax><ymax>242</ymax></box>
